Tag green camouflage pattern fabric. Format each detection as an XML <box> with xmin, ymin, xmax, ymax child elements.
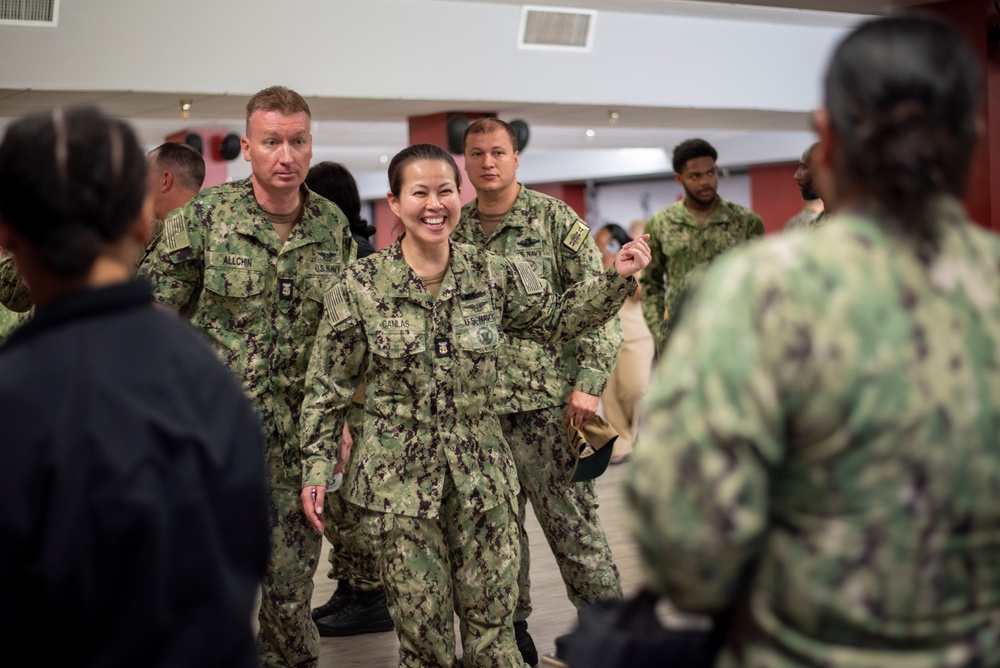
<box><xmin>455</xmin><ymin>185</ymin><xmax>623</xmax><ymax>411</ymax></box>
<box><xmin>322</xmin><ymin>403</ymin><xmax>379</xmax><ymax>590</ymax></box>
<box><xmin>138</xmin><ymin>177</ymin><xmax>355</xmax><ymax>668</ymax></box>
<box><xmin>136</xmin><ymin>217</ymin><xmax>164</xmax><ymax>269</ymax></box>
<box><xmin>360</xmin><ymin>499</ymin><xmax>524</xmax><ymax>667</ymax></box>
<box><xmin>138</xmin><ymin>177</ymin><xmax>355</xmax><ymax>476</ymax></box>
<box><xmin>0</xmin><ymin>253</ymin><xmax>31</xmax><ymax>313</ymax></box>
<box><xmin>784</xmin><ymin>208</ymin><xmax>827</xmax><ymax>232</ymax></box>
<box><xmin>626</xmin><ymin>197</ymin><xmax>1000</xmax><ymax>667</ymax></box>
<box><xmin>456</xmin><ymin>186</ymin><xmax>623</xmax><ymax>620</ymax></box>
<box><xmin>640</xmin><ymin>197</ymin><xmax>764</xmax><ymax>351</ymax></box>
<box><xmin>300</xmin><ymin>237</ymin><xmax>636</xmax><ymax>514</ymax></box>
<box><xmin>500</xmin><ymin>407</ymin><xmax>622</xmax><ymax>622</ymax></box>
<box><xmin>0</xmin><ymin>303</ymin><xmax>28</xmax><ymax>344</ymax></box>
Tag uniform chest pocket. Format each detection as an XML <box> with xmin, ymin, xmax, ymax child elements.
<box><xmin>371</xmin><ymin>329</ymin><xmax>426</xmax><ymax>359</ymax></box>
<box><xmin>201</xmin><ymin>267</ymin><xmax>266</xmax><ymax>333</ymax></box>
<box><xmin>369</xmin><ymin>329</ymin><xmax>428</xmax><ymax>394</ymax></box>
<box><xmin>455</xmin><ymin>298</ymin><xmax>501</xmax><ymax>353</ymax></box>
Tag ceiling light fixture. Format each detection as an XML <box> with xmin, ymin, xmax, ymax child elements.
<box><xmin>608</xmin><ymin>110</ymin><xmax>620</xmax><ymax>126</ymax></box>
<box><xmin>585</xmin><ymin>128</ymin><xmax>596</xmax><ymax>138</ymax></box>
<box><xmin>179</xmin><ymin>100</ymin><xmax>192</xmax><ymax>120</ymax></box>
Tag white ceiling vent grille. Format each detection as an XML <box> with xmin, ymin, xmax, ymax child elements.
<box><xmin>519</xmin><ymin>5</ymin><xmax>595</xmax><ymax>52</ymax></box>
<box><xmin>0</xmin><ymin>0</ymin><xmax>58</xmax><ymax>26</ymax></box>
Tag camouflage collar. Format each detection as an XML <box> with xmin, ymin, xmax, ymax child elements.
<box><xmin>380</xmin><ymin>236</ymin><xmax>471</xmax><ymax>305</ymax></box>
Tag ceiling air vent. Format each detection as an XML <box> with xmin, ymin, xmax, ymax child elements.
<box><xmin>0</xmin><ymin>0</ymin><xmax>58</xmax><ymax>26</ymax></box>
<box><xmin>519</xmin><ymin>5</ymin><xmax>596</xmax><ymax>52</ymax></box>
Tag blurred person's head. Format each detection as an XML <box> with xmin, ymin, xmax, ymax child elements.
<box><xmin>146</xmin><ymin>142</ymin><xmax>205</xmax><ymax>220</ymax></box>
<box><xmin>816</xmin><ymin>14</ymin><xmax>981</xmax><ymax>245</ymax></box>
<box><xmin>0</xmin><ymin>106</ymin><xmax>151</xmax><ymax>303</ymax></box>
<box><xmin>672</xmin><ymin>138</ymin><xmax>719</xmax><ymax>208</ymax></box>
<box><xmin>306</xmin><ymin>161</ymin><xmax>376</xmax><ymax>239</ymax></box>
<box><xmin>595</xmin><ymin>223</ymin><xmax>632</xmax><ymax>256</ymax></box>
<box><xmin>794</xmin><ymin>143</ymin><xmax>821</xmax><ymax>202</ymax></box>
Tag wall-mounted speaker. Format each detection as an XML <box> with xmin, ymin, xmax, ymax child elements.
<box><xmin>510</xmin><ymin>119</ymin><xmax>530</xmax><ymax>153</ymax></box>
<box><xmin>184</xmin><ymin>132</ymin><xmax>203</xmax><ymax>155</ymax></box>
<box><xmin>217</xmin><ymin>133</ymin><xmax>242</xmax><ymax>161</ymax></box>
<box><xmin>446</xmin><ymin>115</ymin><xmax>469</xmax><ymax>155</ymax></box>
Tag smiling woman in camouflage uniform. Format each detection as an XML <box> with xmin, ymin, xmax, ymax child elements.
<box><xmin>300</xmin><ymin>143</ymin><xmax>650</xmax><ymax>668</ymax></box>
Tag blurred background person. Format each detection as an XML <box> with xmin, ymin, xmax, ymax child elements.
<box><xmin>627</xmin><ymin>14</ymin><xmax>998</xmax><ymax>667</ymax></box>
<box><xmin>0</xmin><ymin>106</ymin><xmax>269</xmax><ymax>667</ymax></box>
<box><xmin>142</xmin><ymin>142</ymin><xmax>205</xmax><ymax>264</ymax></box>
<box><xmin>594</xmin><ymin>223</ymin><xmax>654</xmax><ymax>465</ymax></box>
<box><xmin>783</xmin><ymin>142</ymin><xmax>826</xmax><ymax>231</ymax></box>
<box><xmin>303</xmin><ymin>160</ymin><xmax>394</xmax><ymax>637</ymax></box>
<box><xmin>307</xmin><ymin>161</ymin><xmax>377</xmax><ymax>259</ymax></box>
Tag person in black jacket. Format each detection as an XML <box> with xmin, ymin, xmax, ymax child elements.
<box><xmin>0</xmin><ymin>106</ymin><xmax>270</xmax><ymax>667</ymax></box>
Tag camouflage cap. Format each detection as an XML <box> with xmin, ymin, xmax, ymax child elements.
<box><xmin>567</xmin><ymin>415</ymin><xmax>619</xmax><ymax>483</ymax></box>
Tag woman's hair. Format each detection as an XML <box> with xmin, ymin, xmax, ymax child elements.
<box><xmin>306</xmin><ymin>161</ymin><xmax>376</xmax><ymax>238</ymax></box>
<box><xmin>387</xmin><ymin>144</ymin><xmax>462</xmax><ymax>198</ymax></box>
<box><xmin>0</xmin><ymin>106</ymin><xmax>147</xmax><ymax>277</ymax></box>
<box><xmin>824</xmin><ymin>14</ymin><xmax>982</xmax><ymax>244</ymax></box>
<box><xmin>600</xmin><ymin>223</ymin><xmax>632</xmax><ymax>248</ymax></box>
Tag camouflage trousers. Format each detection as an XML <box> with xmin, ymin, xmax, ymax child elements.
<box><xmin>321</xmin><ymin>405</ymin><xmax>379</xmax><ymax>591</ymax></box>
<box><xmin>500</xmin><ymin>406</ymin><xmax>623</xmax><ymax>621</ymax></box>
<box><xmin>258</xmin><ymin>454</ymin><xmax>323</xmax><ymax>668</ymax></box>
<box><xmin>359</xmin><ymin>487</ymin><xmax>527</xmax><ymax>668</ymax></box>
<box><xmin>322</xmin><ymin>489</ymin><xmax>379</xmax><ymax>590</ymax></box>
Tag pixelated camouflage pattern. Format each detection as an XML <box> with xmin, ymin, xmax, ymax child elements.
<box><xmin>300</xmin><ymin>238</ymin><xmax>636</xmax><ymax>517</ymax></box>
<box><xmin>0</xmin><ymin>303</ymin><xmax>28</xmax><ymax>344</ymax></box>
<box><xmin>136</xmin><ymin>217</ymin><xmax>164</xmax><ymax>269</ymax></box>
<box><xmin>360</xmin><ymin>499</ymin><xmax>525</xmax><ymax>667</ymax></box>
<box><xmin>784</xmin><ymin>209</ymin><xmax>827</xmax><ymax>232</ymax></box>
<box><xmin>456</xmin><ymin>185</ymin><xmax>623</xmax><ymax>412</ymax></box>
<box><xmin>322</xmin><ymin>403</ymin><xmax>379</xmax><ymax>590</ymax></box>
<box><xmin>138</xmin><ymin>177</ymin><xmax>355</xmax><ymax>476</ymax></box>
<box><xmin>640</xmin><ymin>197</ymin><xmax>764</xmax><ymax>351</ymax></box>
<box><xmin>501</xmin><ymin>407</ymin><xmax>622</xmax><ymax>621</ymax></box>
<box><xmin>138</xmin><ymin>177</ymin><xmax>354</xmax><ymax>668</ymax></box>
<box><xmin>0</xmin><ymin>253</ymin><xmax>31</xmax><ymax>313</ymax></box>
<box><xmin>257</xmin><ymin>457</ymin><xmax>322</xmax><ymax>668</ymax></box>
<box><xmin>626</xmin><ymin>197</ymin><xmax>1000</xmax><ymax>667</ymax></box>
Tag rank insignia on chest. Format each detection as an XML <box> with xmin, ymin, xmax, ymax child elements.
<box><xmin>435</xmin><ymin>338</ymin><xmax>451</xmax><ymax>358</ymax></box>
<box><xmin>278</xmin><ymin>279</ymin><xmax>294</xmax><ymax>300</ymax></box>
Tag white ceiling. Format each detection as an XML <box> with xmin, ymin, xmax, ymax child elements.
<box><xmin>0</xmin><ymin>0</ymin><xmax>933</xmax><ymax>197</ymax></box>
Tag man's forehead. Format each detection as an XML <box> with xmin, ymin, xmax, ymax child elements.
<box><xmin>247</xmin><ymin>110</ymin><xmax>311</xmax><ymax>135</ymax></box>
<box><xmin>467</xmin><ymin>130</ymin><xmax>514</xmax><ymax>151</ymax></box>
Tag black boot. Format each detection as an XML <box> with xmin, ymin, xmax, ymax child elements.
<box><xmin>515</xmin><ymin>620</ymin><xmax>538</xmax><ymax>667</ymax></box>
<box><xmin>315</xmin><ymin>587</ymin><xmax>395</xmax><ymax>637</ymax></box>
<box><xmin>311</xmin><ymin>581</ymin><xmax>356</xmax><ymax>620</ymax></box>
<box><xmin>539</xmin><ymin>632</ymin><xmax>569</xmax><ymax>667</ymax></box>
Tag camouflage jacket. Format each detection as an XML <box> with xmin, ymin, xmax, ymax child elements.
<box><xmin>0</xmin><ymin>254</ymin><xmax>31</xmax><ymax>313</ymax></box>
<box><xmin>639</xmin><ymin>197</ymin><xmax>764</xmax><ymax>351</ymax></box>
<box><xmin>138</xmin><ymin>177</ymin><xmax>355</xmax><ymax>475</ymax></box>
<box><xmin>300</xmin><ymin>238</ymin><xmax>636</xmax><ymax>518</ymax></box>
<box><xmin>626</xmin><ymin>197</ymin><xmax>1000</xmax><ymax>667</ymax></box>
<box><xmin>784</xmin><ymin>208</ymin><xmax>826</xmax><ymax>232</ymax></box>
<box><xmin>0</xmin><ymin>304</ymin><xmax>27</xmax><ymax>344</ymax></box>
<box><xmin>456</xmin><ymin>186</ymin><xmax>622</xmax><ymax>413</ymax></box>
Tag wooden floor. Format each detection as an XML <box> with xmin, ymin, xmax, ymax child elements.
<box><xmin>311</xmin><ymin>461</ymin><xmax>645</xmax><ymax>667</ymax></box>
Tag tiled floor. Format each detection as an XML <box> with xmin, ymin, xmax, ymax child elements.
<box><xmin>312</xmin><ymin>461</ymin><xmax>645</xmax><ymax>667</ymax></box>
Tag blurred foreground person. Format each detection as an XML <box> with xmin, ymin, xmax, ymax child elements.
<box><xmin>0</xmin><ymin>107</ymin><xmax>269</xmax><ymax>666</ymax></box>
<box><xmin>626</xmin><ymin>15</ymin><xmax>1000</xmax><ymax>667</ymax></box>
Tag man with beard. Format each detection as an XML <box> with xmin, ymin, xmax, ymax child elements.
<box><xmin>640</xmin><ymin>138</ymin><xmax>764</xmax><ymax>351</ymax></box>
<box><xmin>784</xmin><ymin>142</ymin><xmax>826</xmax><ymax>231</ymax></box>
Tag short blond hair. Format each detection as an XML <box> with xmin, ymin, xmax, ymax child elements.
<box><xmin>245</xmin><ymin>86</ymin><xmax>311</xmax><ymax>134</ymax></box>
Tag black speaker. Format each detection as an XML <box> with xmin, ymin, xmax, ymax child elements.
<box><xmin>184</xmin><ymin>133</ymin><xmax>203</xmax><ymax>155</ymax></box>
<box><xmin>446</xmin><ymin>115</ymin><xmax>469</xmax><ymax>155</ymax></box>
<box><xmin>218</xmin><ymin>133</ymin><xmax>242</xmax><ymax>160</ymax></box>
<box><xmin>510</xmin><ymin>120</ymin><xmax>530</xmax><ymax>153</ymax></box>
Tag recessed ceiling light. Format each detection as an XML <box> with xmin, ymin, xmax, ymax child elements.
<box><xmin>585</xmin><ymin>128</ymin><xmax>596</xmax><ymax>138</ymax></box>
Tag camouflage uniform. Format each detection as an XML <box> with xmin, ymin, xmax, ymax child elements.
<box><xmin>640</xmin><ymin>198</ymin><xmax>764</xmax><ymax>351</ymax></box>
<box><xmin>138</xmin><ymin>177</ymin><xmax>355</xmax><ymax>668</ymax></box>
<box><xmin>455</xmin><ymin>186</ymin><xmax>624</xmax><ymax>624</ymax></box>
<box><xmin>300</xmin><ymin>238</ymin><xmax>636</xmax><ymax>668</ymax></box>
<box><xmin>136</xmin><ymin>217</ymin><xmax>164</xmax><ymax>269</ymax></box>
<box><xmin>0</xmin><ymin>253</ymin><xmax>31</xmax><ymax>313</ymax></box>
<box><xmin>784</xmin><ymin>208</ymin><xmax>826</xmax><ymax>232</ymax></box>
<box><xmin>626</xmin><ymin>197</ymin><xmax>1000</xmax><ymax>667</ymax></box>
<box><xmin>0</xmin><ymin>304</ymin><xmax>26</xmax><ymax>344</ymax></box>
